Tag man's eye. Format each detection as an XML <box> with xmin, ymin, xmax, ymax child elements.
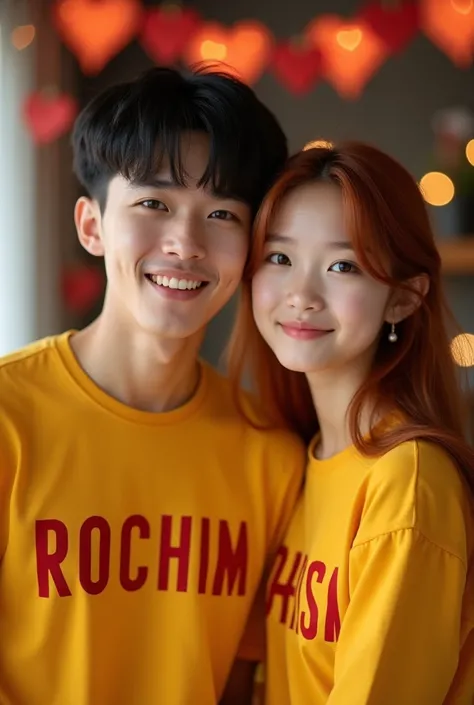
<box><xmin>140</xmin><ymin>200</ymin><xmax>167</xmax><ymax>210</ymax></box>
<box><xmin>267</xmin><ymin>253</ymin><xmax>291</xmax><ymax>266</ymax></box>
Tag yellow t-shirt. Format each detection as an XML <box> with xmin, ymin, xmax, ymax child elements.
<box><xmin>266</xmin><ymin>437</ymin><xmax>474</xmax><ymax>705</ymax></box>
<box><xmin>0</xmin><ymin>331</ymin><xmax>305</xmax><ymax>705</ymax></box>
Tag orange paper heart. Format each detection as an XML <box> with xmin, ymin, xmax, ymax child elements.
<box><xmin>306</xmin><ymin>14</ymin><xmax>388</xmax><ymax>99</ymax></box>
<box><xmin>184</xmin><ymin>20</ymin><xmax>273</xmax><ymax>85</ymax></box>
<box><xmin>53</xmin><ymin>0</ymin><xmax>143</xmax><ymax>75</ymax></box>
<box><xmin>420</xmin><ymin>0</ymin><xmax>474</xmax><ymax>67</ymax></box>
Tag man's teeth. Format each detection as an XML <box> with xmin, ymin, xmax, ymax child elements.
<box><xmin>148</xmin><ymin>275</ymin><xmax>204</xmax><ymax>290</ymax></box>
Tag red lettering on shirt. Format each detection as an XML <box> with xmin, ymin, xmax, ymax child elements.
<box><xmin>266</xmin><ymin>546</ymin><xmax>302</xmax><ymax>624</ymax></box>
<box><xmin>120</xmin><ymin>514</ymin><xmax>150</xmax><ymax>591</ymax></box>
<box><xmin>35</xmin><ymin>519</ymin><xmax>72</xmax><ymax>598</ymax></box>
<box><xmin>290</xmin><ymin>554</ymin><xmax>308</xmax><ymax>632</ymax></box>
<box><xmin>198</xmin><ymin>517</ymin><xmax>210</xmax><ymax>594</ymax></box>
<box><xmin>212</xmin><ymin>520</ymin><xmax>247</xmax><ymax>596</ymax></box>
<box><xmin>79</xmin><ymin>516</ymin><xmax>111</xmax><ymax>595</ymax></box>
<box><xmin>34</xmin><ymin>514</ymin><xmax>249</xmax><ymax>598</ymax></box>
<box><xmin>158</xmin><ymin>515</ymin><xmax>192</xmax><ymax>592</ymax></box>
<box><xmin>300</xmin><ymin>560</ymin><xmax>326</xmax><ymax>639</ymax></box>
<box><xmin>267</xmin><ymin>545</ymin><xmax>341</xmax><ymax>644</ymax></box>
<box><xmin>325</xmin><ymin>567</ymin><xmax>341</xmax><ymax>642</ymax></box>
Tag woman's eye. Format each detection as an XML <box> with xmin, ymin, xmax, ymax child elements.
<box><xmin>329</xmin><ymin>260</ymin><xmax>358</xmax><ymax>274</ymax></box>
<box><xmin>140</xmin><ymin>199</ymin><xmax>167</xmax><ymax>210</ymax></box>
<box><xmin>267</xmin><ymin>253</ymin><xmax>291</xmax><ymax>266</ymax></box>
<box><xmin>209</xmin><ymin>210</ymin><xmax>235</xmax><ymax>220</ymax></box>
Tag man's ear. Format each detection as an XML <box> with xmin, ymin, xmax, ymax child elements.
<box><xmin>385</xmin><ymin>273</ymin><xmax>430</xmax><ymax>325</ymax></box>
<box><xmin>74</xmin><ymin>197</ymin><xmax>105</xmax><ymax>257</ymax></box>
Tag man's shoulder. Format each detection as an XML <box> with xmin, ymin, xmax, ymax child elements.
<box><xmin>0</xmin><ymin>335</ymin><xmax>56</xmax><ymax>367</ymax></box>
<box><xmin>0</xmin><ymin>333</ymin><xmax>67</xmax><ymax>393</ymax></box>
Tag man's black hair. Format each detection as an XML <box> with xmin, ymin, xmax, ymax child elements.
<box><xmin>72</xmin><ymin>65</ymin><xmax>288</xmax><ymax>214</ymax></box>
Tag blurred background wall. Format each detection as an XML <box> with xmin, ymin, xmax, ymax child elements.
<box><xmin>1</xmin><ymin>0</ymin><xmax>474</xmax><ymax>399</ymax></box>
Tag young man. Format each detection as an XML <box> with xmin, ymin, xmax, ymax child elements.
<box><xmin>0</xmin><ymin>67</ymin><xmax>304</xmax><ymax>704</ymax></box>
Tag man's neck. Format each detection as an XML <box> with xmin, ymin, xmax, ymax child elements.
<box><xmin>69</xmin><ymin>313</ymin><xmax>204</xmax><ymax>413</ymax></box>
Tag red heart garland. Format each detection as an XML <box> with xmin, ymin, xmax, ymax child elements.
<box><xmin>23</xmin><ymin>90</ymin><xmax>78</xmax><ymax>144</ymax></box>
<box><xmin>140</xmin><ymin>6</ymin><xmax>202</xmax><ymax>65</ymax></box>
<box><xmin>360</xmin><ymin>1</ymin><xmax>419</xmax><ymax>53</ymax></box>
<box><xmin>62</xmin><ymin>265</ymin><xmax>104</xmax><ymax>315</ymax></box>
<box><xmin>272</xmin><ymin>42</ymin><xmax>323</xmax><ymax>95</ymax></box>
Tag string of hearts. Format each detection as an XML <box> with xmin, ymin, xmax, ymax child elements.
<box><xmin>22</xmin><ymin>0</ymin><xmax>474</xmax><ymax>144</ymax></box>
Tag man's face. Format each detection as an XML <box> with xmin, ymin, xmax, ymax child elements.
<box><xmin>76</xmin><ymin>132</ymin><xmax>251</xmax><ymax>341</ymax></box>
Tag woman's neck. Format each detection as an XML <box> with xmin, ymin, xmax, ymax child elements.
<box><xmin>307</xmin><ymin>360</ymin><xmax>378</xmax><ymax>460</ymax></box>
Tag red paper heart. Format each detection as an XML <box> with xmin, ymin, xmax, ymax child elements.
<box><xmin>23</xmin><ymin>90</ymin><xmax>78</xmax><ymax>144</ymax></box>
<box><xmin>140</xmin><ymin>6</ymin><xmax>201</xmax><ymax>65</ymax></box>
<box><xmin>62</xmin><ymin>265</ymin><xmax>104</xmax><ymax>315</ymax></box>
<box><xmin>272</xmin><ymin>42</ymin><xmax>323</xmax><ymax>95</ymax></box>
<box><xmin>360</xmin><ymin>1</ymin><xmax>419</xmax><ymax>53</ymax></box>
<box><xmin>53</xmin><ymin>0</ymin><xmax>143</xmax><ymax>75</ymax></box>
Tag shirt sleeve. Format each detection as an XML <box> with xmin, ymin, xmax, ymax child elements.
<box><xmin>237</xmin><ymin>440</ymin><xmax>305</xmax><ymax>662</ymax></box>
<box><xmin>328</xmin><ymin>527</ymin><xmax>467</xmax><ymax>705</ymax></box>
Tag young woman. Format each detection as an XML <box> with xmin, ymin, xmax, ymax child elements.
<box><xmin>228</xmin><ymin>142</ymin><xmax>474</xmax><ymax>704</ymax></box>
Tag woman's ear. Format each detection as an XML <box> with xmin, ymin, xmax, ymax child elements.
<box><xmin>74</xmin><ymin>197</ymin><xmax>105</xmax><ymax>257</ymax></box>
<box><xmin>386</xmin><ymin>273</ymin><xmax>430</xmax><ymax>324</ymax></box>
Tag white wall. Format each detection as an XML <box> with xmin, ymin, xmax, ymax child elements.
<box><xmin>0</xmin><ymin>0</ymin><xmax>64</xmax><ymax>355</ymax></box>
<box><xmin>0</xmin><ymin>5</ymin><xmax>38</xmax><ymax>354</ymax></box>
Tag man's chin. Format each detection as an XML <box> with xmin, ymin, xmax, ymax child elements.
<box><xmin>137</xmin><ymin>318</ymin><xmax>205</xmax><ymax>344</ymax></box>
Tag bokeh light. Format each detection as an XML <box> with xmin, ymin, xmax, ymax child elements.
<box><xmin>303</xmin><ymin>139</ymin><xmax>334</xmax><ymax>151</ymax></box>
<box><xmin>466</xmin><ymin>138</ymin><xmax>474</xmax><ymax>166</ymax></box>
<box><xmin>419</xmin><ymin>171</ymin><xmax>455</xmax><ymax>206</ymax></box>
<box><xmin>451</xmin><ymin>333</ymin><xmax>474</xmax><ymax>367</ymax></box>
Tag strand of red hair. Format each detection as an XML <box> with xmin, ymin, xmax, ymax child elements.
<box><xmin>226</xmin><ymin>142</ymin><xmax>474</xmax><ymax>495</ymax></box>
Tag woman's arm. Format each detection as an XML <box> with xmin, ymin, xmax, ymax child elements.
<box><xmin>327</xmin><ymin>527</ymin><xmax>466</xmax><ymax>704</ymax></box>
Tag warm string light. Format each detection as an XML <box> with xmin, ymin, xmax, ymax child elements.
<box><xmin>451</xmin><ymin>333</ymin><xmax>474</xmax><ymax>367</ymax></box>
<box><xmin>419</xmin><ymin>171</ymin><xmax>455</xmax><ymax>206</ymax></box>
<box><xmin>466</xmin><ymin>139</ymin><xmax>474</xmax><ymax>166</ymax></box>
<box><xmin>303</xmin><ymin>139</ymin><xmax>334</xmax><ymax>151</ymax></box>
<box><xmin>336</xmin><ymin>28</ymin><xmax>362</xmax><ymax>51</ymax></box>
<box><xmin>200</xmin><ymin>39</ymin><xmax>226</xmax><ymax>61</ymax></box>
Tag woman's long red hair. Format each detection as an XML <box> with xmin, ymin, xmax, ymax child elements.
<box><xmin>227</xmin><ymin>142</ymin><xmax>474</xmax><ymax>494</ymax></box>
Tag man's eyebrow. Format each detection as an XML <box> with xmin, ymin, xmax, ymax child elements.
<box><xmin>127</xmin><ymin>178</ymin><xmax>249</xmax><ymax>206</ymax></box>
<box><xmin>127</xmin><ymin>177</ymin><xmax>177</xmax><ymax>190</ymax></box>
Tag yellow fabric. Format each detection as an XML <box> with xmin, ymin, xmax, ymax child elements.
<box><xmin>0</xmin><ymin>331</ymin><xmax>305</xmax><ymax>705</ymax></box>
<box><xmin>266</xmin><ymin>438</ymin><xmax>474</xmax><ymax>705</ymax></box>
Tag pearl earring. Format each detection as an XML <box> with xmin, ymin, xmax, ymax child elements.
<box><xmin>388</xmin><ymin>323</ymin><xmax>398</xmax><ymax>343</ymax></box>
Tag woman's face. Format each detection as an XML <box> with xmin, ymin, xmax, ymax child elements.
<box><xmin>252</xmin><ymin>181</ymin><xmax>393</xmax><ymax>378</ymax></box>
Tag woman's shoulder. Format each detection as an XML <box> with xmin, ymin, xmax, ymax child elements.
<box><xmin>369</xmin><ymin>438</ymin><xmax>466</xmax><ymax>497</ymax></box>
<box><xmin>357</xmin><ymin>439</ymin><xmax>473</xmax><ymax>561</ymax></box>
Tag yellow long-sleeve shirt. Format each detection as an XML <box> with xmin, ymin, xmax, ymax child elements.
<box><xmin>265</xmin><ymin>437</ymin><xmax>474</xmax><ymax>704</ymax></box>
